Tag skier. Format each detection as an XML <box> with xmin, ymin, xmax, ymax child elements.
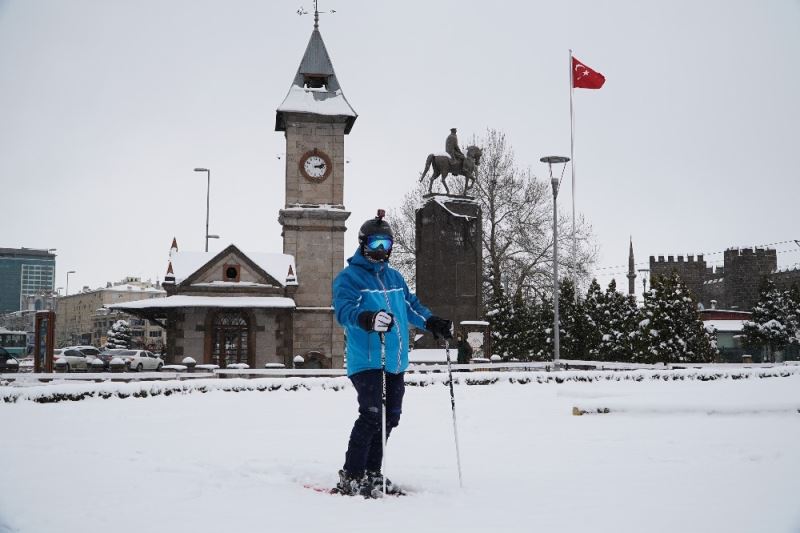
<box><xmin>332</xmin><ymin>209</ymin><xmax>453</xmax><ymax>497</ymax></box>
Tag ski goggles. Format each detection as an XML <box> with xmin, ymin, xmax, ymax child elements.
<box><xmin>365</xmin><ymin>234</ymin><xmax>393</xmax><ymax>251</ymax></box>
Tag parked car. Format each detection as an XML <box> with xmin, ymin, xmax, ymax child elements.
<box><xmin>54</xmin><ymin>348</ymin><xmax>89</xmax><ymax>372</ymax></box>
<box><xmin>96</xmin><ymin>348</ymin><xmax>132</xmax><ymax>370</ymax></box>
<box><xmin>0</xmin><ymin>347</ymin><xmax>19</xmax><ymax>371</ymax></box>
<box><xmin>64</xmin><ymin>346</ymin><xmax>101</xmax><ymax>362</ymax></box>
<box><xmin>101</xmin><ymin>349</ymin><xmax>164</xmax><ymax>371</ymax></box>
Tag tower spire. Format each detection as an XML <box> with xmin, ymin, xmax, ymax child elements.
<box><xmin>314</xmin><ymin>0</ymin><xmax>319</xmax><ymax>29</ymax></box>
<box><xmin>627</xmin><ymin>236</ymin><xmax>636</xmax><ymax>296</ymax></box>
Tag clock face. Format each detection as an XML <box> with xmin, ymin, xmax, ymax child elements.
<box><xmin>299</xmin><ymin>150</ymin><xmax>332</xmax><ymax>183</ymax></box>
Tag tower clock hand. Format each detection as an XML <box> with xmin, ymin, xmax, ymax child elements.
<box><xmin>314</xmin><ymin>163</ymin><xmax>326</xmax><ymax>169</ymax></box>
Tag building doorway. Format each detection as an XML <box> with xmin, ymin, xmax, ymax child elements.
<box><xmin>210</xmin><ymin>311</ymin><xmax>250</xmax><ymax>367</ymax></box>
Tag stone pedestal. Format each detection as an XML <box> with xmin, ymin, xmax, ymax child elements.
<box><xmin>415</xmin><ymin>196</ymin><xmax>482</xmax><ymax>347</ymax></box>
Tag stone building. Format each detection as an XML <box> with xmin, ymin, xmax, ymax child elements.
<box><xmin>55</xmin><ymin>277</ymin><xmax>165</xmax><ymax>346</ymax></box>
<box><xmin>112</xmin><ymin>242</ymin><xmax>298</xmax><ymax>367</ymax></box>
<box><xmin>0</xmin><ymin>292</ymin><xmax>58</xmax><ymax>344</ymax></box>
<box><xmin>111</xmin><ymin>18</ymin><xmax>355</xmax><ymax>369</ymax></box>
<box><xmin>648</xmin><ymin>246</ymin><xmax>800</xmax><ymax>311</ymax></box>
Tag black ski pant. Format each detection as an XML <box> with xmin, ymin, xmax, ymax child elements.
<box><xmin>343</xmin><ymin>369</ymin><xmax>405</xmax><ymax>476</ymax></box>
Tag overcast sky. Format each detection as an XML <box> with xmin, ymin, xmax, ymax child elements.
<box><xmin>1</xmin><ymin>0</ymin><xmax>799</xmax><ymax>295</ymax></box>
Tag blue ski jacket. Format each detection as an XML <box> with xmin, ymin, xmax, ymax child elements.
<box><xmin>333</xmin><ymin>249</ymin><xmax>432</xmax><ymax>376</ymax></box>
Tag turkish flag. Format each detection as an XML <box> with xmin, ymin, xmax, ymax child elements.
<box><xmin>572</xmin><ymin>57</ymin><xmax>605</xmax><ymax>89</ymax></box>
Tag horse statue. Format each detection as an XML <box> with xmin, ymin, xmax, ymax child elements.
<box><xmin>419</xmin><ymin>145</ymin><xmax>482</xmax><ymax>196</ymax></box>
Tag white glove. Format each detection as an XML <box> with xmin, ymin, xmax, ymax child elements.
<box><xmin>373</xmin><ymin>311</ymin><xmax>394</xmax><ymax>332</ymax></box>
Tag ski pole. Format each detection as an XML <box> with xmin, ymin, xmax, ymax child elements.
<box><xmin>444</xmin><ymin>339</ymin><xmax>463</xmax><ymax>488</ymax></box>
<box><xmin>379</xmin><ymin>331</ymin><xmax>387</xmax><ymax>496</ymax></box>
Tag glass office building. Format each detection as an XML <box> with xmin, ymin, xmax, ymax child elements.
<box><xmin>0</xmin><ymin>248</ymin><xmax>56</xmax><ymax>313</ymax></box>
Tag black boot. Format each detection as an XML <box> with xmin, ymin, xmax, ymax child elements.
<box><xmin>334</xmin><ymin>470</ymin><xmax>375</xmax><ymax>498</ymax></box>
<box><xmin>366</xmin><ymin>470</ymin><xmax>403</xmax><ymax>495</ymax></box>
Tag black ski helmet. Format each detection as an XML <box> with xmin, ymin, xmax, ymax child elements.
<box><xmin>359</xmin><ymin>209</ymin><xmax>394</xmax><ymax>262</ymax></box>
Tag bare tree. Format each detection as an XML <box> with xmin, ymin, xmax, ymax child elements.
<box><xmin>388</xmin><ymin>128</ymin><xmax>597</xmax><ymax>303</ymax></box>
<box><xmin>387</xmin><ymin>180</ymin><xmax>426</xmax><ymax>289</ymax></box>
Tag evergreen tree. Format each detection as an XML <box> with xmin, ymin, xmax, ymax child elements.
<box><xmin>742</xmin><ymin>279</ymin><xmax>798</xmax><ymax>362</ymax></box>
<box><xmin>581</xmin><ymin>279</ymin><xmax>605</xmax><ymax>360</ymax></box>
<box><xmin>554</xmin><ymin>279</ymin><xmax>588</xmax><ymax>360</ymax></box>
<box><xmin>106</xmin><ymin>319</ymin><xmax>132</xmax><ymax>349</ymax></box>
<box><xmin>637</xmin><ymin>273</ymin><xmax>717</xmax><ymax>364</ymax></box>
<box><xmin>599</xmin><ymin>279</ymin><xmax>643</xmax><ymax>362</ymax></box>
<box><xmin>530</xmin><ymin>292</ymin><xmax>554</xmax><ymax>361</ymax></box>
<box><xmin>487</xmin><ymin>286</ymin><xmax>516</xmax><ymax>358</ymax></box>
<box><xmin>509</xmin><ymin>292</ymin><xmax>534</xmax><ymax>360</ymax></box>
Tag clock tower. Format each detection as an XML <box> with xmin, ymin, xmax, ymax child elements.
<box><xmin>276</xmin><ymin>17</ymin><xmax>356</xmax><ymax>368</ymax></box>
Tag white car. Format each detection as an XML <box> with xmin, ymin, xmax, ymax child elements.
<box><xmin>53</xmin><ymin>348</ymin><xmax>89</xmax><ymax>372</ymax></box>
<box><xmin>64</xmin><ymin>345</ymin><xmax>102</xmax><ymax>362</ymax></box>
<box><xmin>113</xmin><ymin>350</ymin><xmax>164</xmax><ymax>372</ymax></box>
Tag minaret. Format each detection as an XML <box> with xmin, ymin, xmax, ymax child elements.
<box><xmin>275</xmin><ymin>13</ymin><xmax>356</xmax><ymax>368</ymax></box>
<box><xmin>627</xmin><ymin>237</ymin><xmax>636</xmax><ymax>296</ymax></box>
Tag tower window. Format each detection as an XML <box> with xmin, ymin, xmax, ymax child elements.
<box><xmin>303</xmin><ymin>75</ymin><xmax>327</xmax><ymax>89</ymax></box>
<box><xmin>223</xmin><ymin>264</ymin><xmax>241</xmax><ymax>282</ymax></box>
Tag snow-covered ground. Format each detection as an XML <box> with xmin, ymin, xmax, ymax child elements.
<box><xmin>1</xmin><ymin>374</ymin><xmax>799</xmax><ymax>533</ymax></box>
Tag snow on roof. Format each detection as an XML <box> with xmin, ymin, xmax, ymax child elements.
<box><xmin>277</xmin><ymin>85</ymin><xmax>356</xmax><ymax>118</ymax></box>
<box><xmin>108</xmin><ymin>295</ymin><xmax>296</xmax><ymax>310</ymax></box>
<box><xmin>275</xmin><ymin>28</ymin><xmax>357</xmax><ymax>133</ymax></box>
<box><xmin>282</xmin><ymin>203</ymin><xmax>347</xmax><ymax>212</ymax></box>
<box><xmin>460</xmin><ymin>320</ymin><xmax>489</xmax><ymax>326</ymax></box>
<box><xmin>0</xmin><ymin>326</ymin><xmax>27</xmax><ymax>335</ymax></box>
<box><xmin>169</xmin><ymin>247</ymin><xmax>297</xmax><ymax>287</ymax></box>
<box><xmin>704</xmin><ymin>320</ymin><xmax>747</xmax><ymax>332</ymax></box>
<box><xmin>106</xmin><ymin>284</ymin><xmax>164</xmax><ymax>294</ymax></box>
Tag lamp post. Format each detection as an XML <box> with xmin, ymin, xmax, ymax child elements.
<box><xmin>540</xmin><ymin>156</ymin><xmax>570</xmax><ymax>370</ymax></box>
<box><xmin>638</xmin><ymin>269</ymin><xmax>650</xmax><ymax>298</ymax></box>
<box><xmin>64</xmin><ymin>270</ymin><xmax>76</xmax><ymax>345</ymax></box>
<box><xmin>194</xmin><ymin>167</ymin><xmax>214</xmax><ymax>252</ymax></box>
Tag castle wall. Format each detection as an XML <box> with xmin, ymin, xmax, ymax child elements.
<box><xmin>647</xmin><ymin>246</ymin><xmax>786</xmax><ymax>312</ymax></box>
<box><xmin>649</xmin><ymin>255</ymin><xmax>707</xmax><ymax>302</ymax></box>
<box><xmin>773</xmin><ymin>267</ymin><xmax>800</xmax><ymax>291</ymax></box>
<box><xmin>723</xmin><ymin>248</ymin><xmax>776</xmax><ymax>310</ymax></box>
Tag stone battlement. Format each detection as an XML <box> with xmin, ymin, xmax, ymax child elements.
<box><xmin>724</xmin><ymin>247</ymin><xmax>777</xmax><ymax>261</ymax></box>
<box><xmin>649</xmin><ymin>255</ymin><xmax>705</xmax><ymax>264</ymax></box>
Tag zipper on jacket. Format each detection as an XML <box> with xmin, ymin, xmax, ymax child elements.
<box><xmin>374</xmin><ymin>268</ymin><xmax>403</xmax><ymax>371</ymax></box>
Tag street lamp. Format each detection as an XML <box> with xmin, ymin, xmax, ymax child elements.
<box><xmin>64</xmin><ymin>270</ymin><xmax>76</xmax><ymax>345</ymax></box>
<box><xmin>540</xmin><ymin>155</ymin><xmax>570</xmax><ymax>370</ymax></box>
<box><xmin>65</xmin><ymin>271</ymin><xmax>76</xmax><ymax>296</ymax></box>
<box><xmin>638</xmin><ymin>268</ymin><xmax>650</xmax><ymax>297</ymax></box>
<box><xmin>194</xmin><ymin>168</ymin><xmax>213</xmax><ymax>252</ymax></box>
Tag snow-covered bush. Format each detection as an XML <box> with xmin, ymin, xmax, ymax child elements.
<box><xmin>105</xmin><ymin>320</ymin><xmax>132</xmax><ymax>349</ymax></box>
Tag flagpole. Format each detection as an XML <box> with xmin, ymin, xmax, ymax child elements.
<box><xmin>569</xmin><ymin>49</ymin><xmax>577</xmax><ymax>301</ymax></box>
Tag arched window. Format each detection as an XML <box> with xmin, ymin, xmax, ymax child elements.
<box><xmin>211</xmin><ymin>311</ymin><xmax>249</xmax><ymax>367</ymax></box>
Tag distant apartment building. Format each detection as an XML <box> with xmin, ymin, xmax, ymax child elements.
<box><xmin>0</xmin><ymin>248</ymin><xmax>56</xmax><ymax>313</ymax></box>
<box><xmin>56</xmin><ymin>277</ymin><xmax>166</xmax><ymax>347</ymax></box>
<box><xmin>0</xmin><ymin>292</ymin><xmax>59</xmax><ymax>346</ymax></box>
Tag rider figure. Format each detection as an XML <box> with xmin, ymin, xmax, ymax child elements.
<box><xmin>445</xmin><ymin>128</ymin><xmax>465</xmax><ymax>166</ymax></box>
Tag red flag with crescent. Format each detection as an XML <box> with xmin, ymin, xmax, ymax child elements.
<box><xmin>572</xmin><ymin>57</ymin><xmax>605</xmax><ymax>89</ymax></box>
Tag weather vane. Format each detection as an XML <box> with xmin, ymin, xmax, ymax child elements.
<box><xmin>297</xmin><ymin>0</ymin><xmax>336</xmax><ymax>29</ymax></box>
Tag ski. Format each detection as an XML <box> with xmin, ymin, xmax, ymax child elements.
<box><xmin>303</xmin><ymin>484</ymin><xmax>408</xmax><ymax>498</ymax></box>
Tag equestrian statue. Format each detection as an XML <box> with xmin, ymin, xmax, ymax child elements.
<box><xmin>420</xmin><ymin>127</ymin><xmax>482</xmax><ymax>196</ymax></box>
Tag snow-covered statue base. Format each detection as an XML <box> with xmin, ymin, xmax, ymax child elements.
<box><xmin>415</xmin><ymin>196</ymin><xmax>483</xmax><ymax>348</ymax></box>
